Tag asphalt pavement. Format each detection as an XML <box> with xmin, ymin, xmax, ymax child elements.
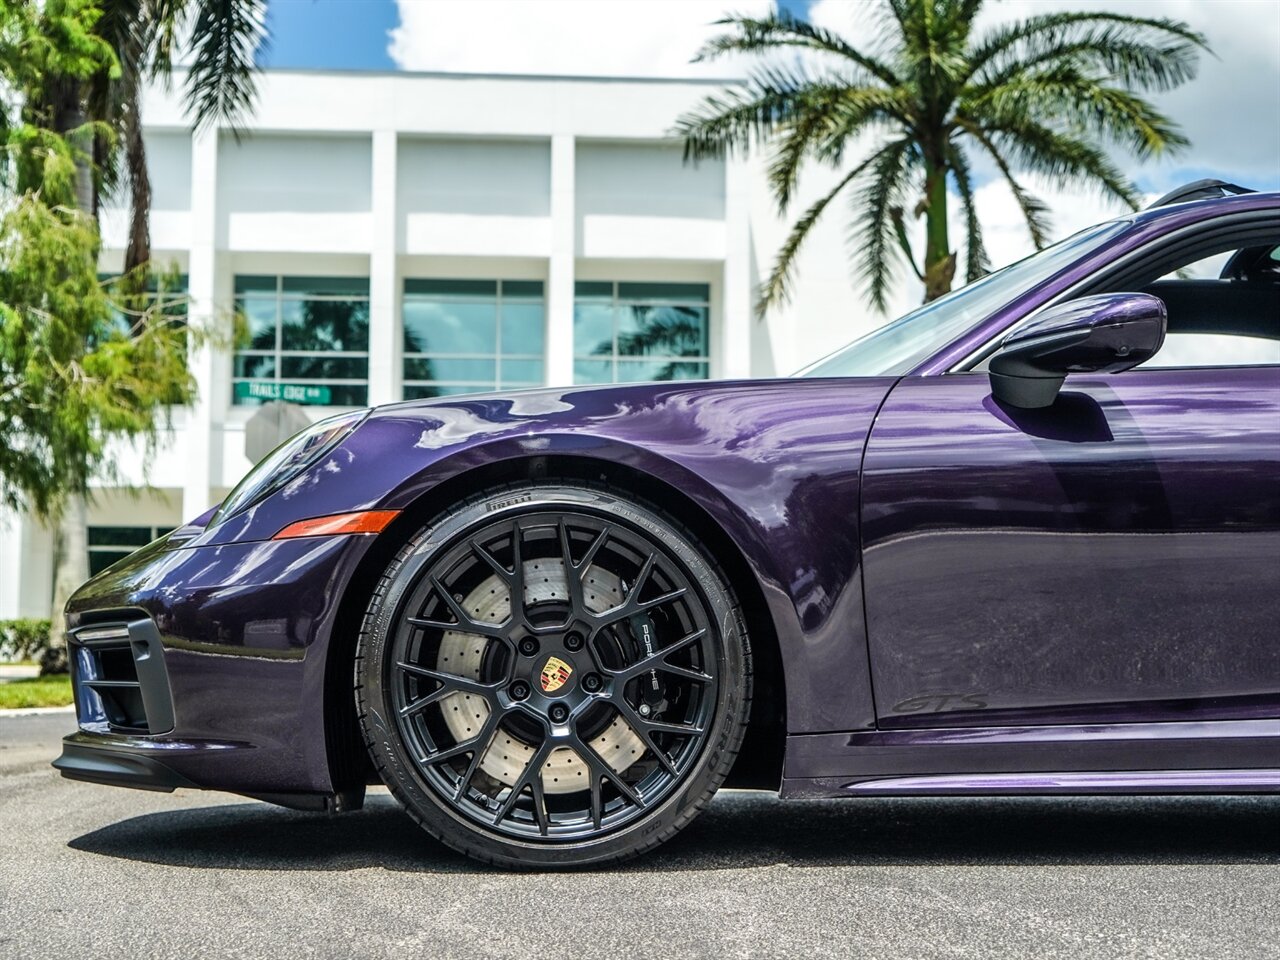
<box><xmin>2</xmin><ymin>711</ymin><xmax>1278</xmax><ymax>959</ymax></box>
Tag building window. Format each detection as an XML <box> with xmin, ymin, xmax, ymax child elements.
<box><xmin>402</xmin><ymin>279</ymin><xmax>545</xmax><ymax>400</ymax></box>
<box><xmin>88</xmin><ymin>526</ymin><xmax>168</xmax><ymax>577</ymax></box>
<box><xmin>99</xmin><ymin>273</ymin><xmax>189</xmax><ymax>333</ymax></box>
<box><xmin>233</xmin><ymin>275</ymin><xmax>370</xmax><ymax>406</ymax></box>
<box><xmin>573</xmin><ymin>282</ymin><xmax>711</xmax><ymax>384</ymax></box>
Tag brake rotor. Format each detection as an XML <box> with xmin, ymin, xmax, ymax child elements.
<box><xmin>436</xmin><ymin>558</ymin><xmax>645</xmax><ymax>794</ymax></box>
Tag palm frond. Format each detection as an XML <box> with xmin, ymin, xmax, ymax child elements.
<box><xmin>758</xmin><ymin>150</ymin><xmax>885</xmax><ymax>315</ymax></box>
<box><xmin>888</xmin><ymin>0</ymin><xmax>969</xmax><ymax>101</ymax></box>
<box><xmin>145</xmin><ymin>0</ymin><xmax>186</xmax><ymax>82</ymax></box>
<box><xmin>966</xmin><ymin>12</ymin><xmax>1208</xmax><ymax>92</ymax></box>
<box><xmin>947</xmin><ymin>142</ymin><xmax>989</xmax><ymax>282</ymax></box>
<box><xmin>675</xmin><ymin>66</ymin><xmax>850</xmax><ymax>162</ymax></box>
<box><xmin>695</xmin><ymin>11</ymin><xmax>900</xmax><ymax>87</ymax></box>
<box><xmin>964</xmin><ymin>66</ymin><xmax>1187</xmax><ymax>160</ymax></box>
<box><xmin>852</xmin><ymin>138</ymin><xmax>916</xmax><ymax>314</ymax></box>
<box><xmin>767</xmin><ymin>86</ymin><xmax>912</xmax><ymax>209</ymax></box>
<box><xmin>955</xmin><ymin>119</ymin><xmax>1051</xmax><ymax>248</ymax></box>
<box><xmin>183</xmin><ymin>0</ymin><xmax>266</xmax><ymax>132</ymax></box>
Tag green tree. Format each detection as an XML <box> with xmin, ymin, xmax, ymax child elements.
<box><xmin>0</xmin><ymin>148</ymin><xmax>195</xmax><ymax>517</ymax></box>
<box><xmin>1</xmin><ymin>0</ymin><xmax>262</xmax><ymax>656</ymax></box>
<box><xmin>677</xmin><ymin>0</ymin><xmax>1209</xmax><ymax>312</ymax></box>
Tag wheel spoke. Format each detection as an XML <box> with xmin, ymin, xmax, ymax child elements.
<box><xmin>637</xmin><ymin>586</ymin><xmax>687</xmax><ymax>611</ymax></box>
<box><xmin>450</xmin><ymin>714</ymin><xmax>501</xmax><ymax>800</ymax></box>
<box><xmin>470</xmin><ymin>538</ymin><xmax>510</xmax><ymax>581</ymax></box>
<box><xmin>509</xmin><ymin>521</ymin><xmax>526</xmax><ymax>622</ymax></box>
<box><xmin>422</xmin><ymin>713</ymin><xmax>497</xmax><ymax>767</ymax></box>
<box><xmin>628</xmin><ymin>553</ymin><xmax>657</xmax><ymax>602</ymax></box>
<box><xmin>560</xmin><ymin>521</ymin><xmax>610</xmax><ymax>615</ymax></box>
<box><xmin>589</xmin><ymin>767</ymin><xmax>604</xmax><ymax>830</ymax></box>
<box><xmin>410</xmin><ymin>575</ymin><xmax>509</xmax><ymax>639</ymax></box>
<box><xmin>611</xmin><ymin>689</ymin><xmax>707</xmax><ymax>738</ymax></box>
<box><xmin>614</xmin><ymin>700</ymin><xmax>679</xmax><ymax>775</ymax></box>
<box><xmin>578</xmin><ymin>525</ymin><xmax>610</xmax><ymax>571</ymax></box>
<box><xmin>588</xmin><ymin>582</ymin><xmax>688</xmax><ymax>631</ymax></box>
<box><xmin>529</xmin><ymin>768</ymin><xmax>550</xmax><ymax>836</ymax></box>
<box><xmin>571</xmin><ymin>732</ymin><xmax>644</xmax><ymax>810</ymax></box>
<box><xmin>397</xmin><ymin>662</ymin><xmax>503</xmax><ymax>699</ymax></box>
<box><xmin>493</xmin><ymin>739</ymin><xmax>553</xmax><ymax>826</ymax></box>
<box><xmin>612</xmin><ymin>628</ymin><xmax>709</xmax><ymax>683</ymax></box>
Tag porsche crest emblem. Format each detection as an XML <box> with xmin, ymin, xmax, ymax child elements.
<box><xmin>540</xmin><ymin>656</ymin><xmax>573</xmax><ymax>693</ymax></box>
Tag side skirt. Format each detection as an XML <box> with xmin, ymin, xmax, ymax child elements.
<box><xmin>780</xmin><ymin>718</ymin><xmax>1280</xmax><ymax>799</ymax></box>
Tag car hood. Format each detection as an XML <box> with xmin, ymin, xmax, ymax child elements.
<box><xmin>193</xmin><ymin>375</ymin><xmax>899</xmax><ymax>548</ymax></box>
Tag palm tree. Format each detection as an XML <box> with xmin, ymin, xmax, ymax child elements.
<box><xmin>88</xmin><ymin>0</ymin><xmax>267</xmax><ymax>276</ymax></box>
<box><xmin>676</xmin><ymin>1</ymin><xmax>1209</xmax><ymax>312</ymax></box>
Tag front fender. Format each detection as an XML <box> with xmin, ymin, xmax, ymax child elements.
<box><xmin>199</xmin><ymin>378</ymin><xmax>895</xmax><ymax>733</ymax></box>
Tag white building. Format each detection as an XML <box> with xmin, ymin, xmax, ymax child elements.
<box><xmin>0</xmin><ymin>68</ymin><xmax>870</xmax><ymax>620</ymax></box>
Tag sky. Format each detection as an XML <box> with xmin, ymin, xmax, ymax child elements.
<box><xmin>257</xmin><ymin>0</ymin><xmax>1280</xmax><ymax>307</ymax></box>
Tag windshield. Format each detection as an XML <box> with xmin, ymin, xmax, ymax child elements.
<box><xmin>798</xmin><ymin>220</ymin><xmax>1129</xmax><ymax>378</ymax></box>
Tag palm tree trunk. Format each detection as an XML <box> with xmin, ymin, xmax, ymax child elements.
<box><xmin>123</xmin><ymin>86</ymin><xmax>152</xmax><ymax>278</ymax></box>
<box><xmin>922</xmin><ymin>158</ymin><xmax>956</xmax><ymax>302</ymax></box>
<box><xmin>46</xmin><ymin>79</ymin><xmax>96</xmax><ymax>665</ymax></box>
<box><xmin>47</xmin><ymin>495</ymin><xmax>89</xmax><ymax>665</ymax></box>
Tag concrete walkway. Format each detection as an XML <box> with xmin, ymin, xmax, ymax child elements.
<box><xmin>0</xmin><ymin>664</ymin><xmax>40</xmax><ymax>682</ymax></box>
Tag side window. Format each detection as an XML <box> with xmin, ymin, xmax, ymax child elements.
<box><xmin>1141</xmin><ymin>331</ymin><xmax>1280</xmax><ymax>368</ymax></box>
<box><xmin>1136</xmin><ymin>238</ymin><xmax>1280</xmax><ymax>370</ymax></box>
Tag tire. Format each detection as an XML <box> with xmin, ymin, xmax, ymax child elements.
<box><xmin>356</xmin><ymin>481</ymin><xmax>751</xmax><ymax>868</ymax></box>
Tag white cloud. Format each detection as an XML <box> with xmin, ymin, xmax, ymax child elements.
<box><xmin>388</xmin><ymin>0</ymin><xmax>772</xmax><ymax>77</ymax></box>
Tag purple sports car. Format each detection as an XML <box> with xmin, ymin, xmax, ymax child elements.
<box><xmin>57</xmin><ymin>182</ymin><xmax>1280</xmax><ymax>867</ymax></box>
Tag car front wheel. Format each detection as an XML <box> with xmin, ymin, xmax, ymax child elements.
<box><xmin>356</xmin><ymin>481</ymin><xmax>751</xmax><ymax>867</ymax></box>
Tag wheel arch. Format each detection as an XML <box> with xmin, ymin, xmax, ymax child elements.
<box><xmin>321</xmin><ymin>448</ymin><xmax>788</xmax><ymax>795</ymax></box>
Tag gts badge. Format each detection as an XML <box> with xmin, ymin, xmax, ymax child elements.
<box><xmin>891</xmin><ymin>693</ymin><xmax>989</xmax><ymax>715</ymax></box>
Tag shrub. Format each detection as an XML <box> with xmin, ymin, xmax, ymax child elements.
<box><xmin>0</xmin><ymin>618</ymin><xmax>54</xmax><ymax>666</ymax></box>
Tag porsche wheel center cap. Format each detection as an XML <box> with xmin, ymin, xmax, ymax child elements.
<box><xmin>539</xmin><ymin>655</ymin><xmax>574</xmax><ymax>694</ymax></box>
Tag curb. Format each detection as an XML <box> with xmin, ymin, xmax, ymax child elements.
<box><xmin>0</xmin><ymin>705</ymin><xmax>75</xmax><ymax>718</ymax></box>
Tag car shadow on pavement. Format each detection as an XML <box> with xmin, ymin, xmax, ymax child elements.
<box><xmin>68</xmin><ymin>790</ymin><xmax>1280</xmax><ymax>874</ymax></box>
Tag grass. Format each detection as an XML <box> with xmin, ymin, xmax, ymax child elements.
<box><xmin>0</xmin><ymin>675</ymin><xmax>73</xmax><ymax>710</ymax></box>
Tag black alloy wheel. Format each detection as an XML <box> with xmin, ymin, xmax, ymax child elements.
<box><xmin>357</xmin><ymin>482</ymin><xmax>750</xmax><ymax>867</ymax></box>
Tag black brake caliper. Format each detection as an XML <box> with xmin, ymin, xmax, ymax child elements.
<box><xmin>628</xmin><ymin>611</ymin><xmax>667</xmax><ymax>715</ymax></box>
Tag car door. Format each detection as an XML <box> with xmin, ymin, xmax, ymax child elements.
<box><xmin>859</xmin><ymin>242</ymin><xmax>1280</xmax><ymax>729</ymax></box>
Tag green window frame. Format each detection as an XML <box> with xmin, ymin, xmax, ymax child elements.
<box><xmin>233</xmin><ymin>275</ymin><xmax>371</xmax><ymax>407</ymax></box>
<box><xmin>402</xmin><ymin>279</ymin><xmax>545</xmax><ymax>400</ymax></box>
<box><xmin>573</xmin><ymin>281</ymin><xmax>711</xmax><ymax>385</ymax></box>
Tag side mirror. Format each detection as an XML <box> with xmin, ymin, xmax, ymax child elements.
<box><xmin>989</xmin><ymin>293</ymin><xmax>1167</xmax><ymax>409</ymax></box>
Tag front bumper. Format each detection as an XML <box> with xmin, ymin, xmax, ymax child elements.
<box><xmin>54</xmin><ymin>531</ymin><xmax>378</xmax><ymax>805</ymax></box>
<box><xmin>54</xmin><ymin>733</ymin><xmax>200</xmax><ymax>792</ymax></box>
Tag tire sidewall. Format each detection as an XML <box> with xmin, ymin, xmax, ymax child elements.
<box><xmin>358</xmin><ymin>483</ymin><xmax>748</xmax><ymax>868</ymax></box>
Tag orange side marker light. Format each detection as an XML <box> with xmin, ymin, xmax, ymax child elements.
<box><xmin>273</xmin><ymin>510</ymin><xmax>400</xmax><ymax>540</ymax></box>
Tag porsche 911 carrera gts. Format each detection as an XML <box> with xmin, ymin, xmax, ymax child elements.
<box><xmin>56</xmin><ymin>181</ymin><xmax>1280</xmax><ymax>867</ymax></box>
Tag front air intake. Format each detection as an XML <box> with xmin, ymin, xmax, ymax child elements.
<box><xmin>69</xmin><ymin>616</ymin><xmax>175</xmax><ymax>735</ymax></box>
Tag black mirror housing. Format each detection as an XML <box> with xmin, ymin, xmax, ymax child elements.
<box><xmin>989</xmin><ymin>293</ymin><xmax>1167</xmax><ymax>408</ymax></box>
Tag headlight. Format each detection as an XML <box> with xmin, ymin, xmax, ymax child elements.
<box><xmin>212</xmin><ymin>409</ymin><xmax>369</xmax><ymax>524</ymax></box>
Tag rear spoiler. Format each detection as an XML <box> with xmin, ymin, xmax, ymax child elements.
<box><xmin>1147</xmin><ymin>179</ymin><xmax>1255</xmax><ymax>209</ymax></box>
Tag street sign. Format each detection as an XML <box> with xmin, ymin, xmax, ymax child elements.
<box><xmin>234</xmin><ymin>381</ymin><xmax>332</xmax><ymax>405</ymax></box>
